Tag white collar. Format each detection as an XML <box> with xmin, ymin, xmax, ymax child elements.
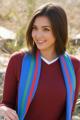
<box><xmin>41</xmin><ymin>56</ymin><xmax>59</xmax><ymax>65</ymax></box>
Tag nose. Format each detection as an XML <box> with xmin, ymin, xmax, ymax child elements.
<box><xmin>35</xmin><ymin>30</ymin><xmax>43</xmax><ymax>39</ymax></box>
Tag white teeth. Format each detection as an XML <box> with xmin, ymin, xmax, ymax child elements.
<box><xmin>38</xmin><ymin>41</ymin><xmax>43</xmax><ymax>43</ymax></box>
<box><xmin>37</xmin><ymin>40</ymin><xmax>45</xmax><ymax>43</ymax></box>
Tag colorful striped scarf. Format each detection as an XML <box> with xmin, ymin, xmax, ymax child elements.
<box><xmin>17</xmin><ymin>50</ymin><xmax>76</xmax><ymax>120</ymax></box>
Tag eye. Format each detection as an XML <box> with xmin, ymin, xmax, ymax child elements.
<box><xmin>43</xmin><ymin>27</ymin><xmax>50</xmax><ymax>31</ymax></box>
<box><xmin>32</xmin><ymin>26</ymin><xmax>37</xmax><ymax>30</ymax></box>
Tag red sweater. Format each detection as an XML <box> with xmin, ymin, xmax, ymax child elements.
<box><xmin>1</xmin><ymin>51</ymin><xmax>80</xmax><ymax>120</ymax></box>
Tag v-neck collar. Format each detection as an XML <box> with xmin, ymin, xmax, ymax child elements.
<box><xmin>41</xmin><ymin>56</ymin><xmax>59</xmax><ymax>65</ymax></box>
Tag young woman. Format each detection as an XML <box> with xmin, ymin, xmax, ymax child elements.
<box><xmin>0</xmin><ymin>3</ymin><xmax>80</xmax><ymax>120</ymax></box>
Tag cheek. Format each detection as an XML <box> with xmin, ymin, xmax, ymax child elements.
<box><xmin>46</xmin><ymin>33</ymin><xmax>55</xmax><ymax>40</ymax></box>
<box><xmin>32</xmin><ymin>31</ymin><xmax>36</xmax><ymax>39</ymax></box>
<box><xmin>49</xmin><ymin>33</ymin><xmax>56</xmax><ymax>42</ymax></box>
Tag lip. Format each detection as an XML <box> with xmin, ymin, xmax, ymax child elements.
<box><xmin>36</xmin><ymin>40</ymin><xmax>46</xmax><ymax>44</ymax></box>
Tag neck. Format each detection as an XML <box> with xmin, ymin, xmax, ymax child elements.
<box><xmin>40</xmin><ymin>49</ymin><xmax>57</xmax><ymax>62</ymax></box>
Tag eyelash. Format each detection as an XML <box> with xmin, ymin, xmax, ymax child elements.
<box><xmin>32</xmin><ymin>27</ymin><xmax>37</xmax><ymax>30</ymax></box>
<box><xmin>32</xmin><ymin>27</ymin><xmax>50</xmax><ymax>31</ymax></box>
<box><xmin>43</xmin><ymin>28</ymin><xmax>50</xmax><ymax>31</ymax></box>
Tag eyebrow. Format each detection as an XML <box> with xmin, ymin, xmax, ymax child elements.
<box><xmin>33</xmin><ymin>24</ymin><xmax>51</xmax><ymax>28</ymax></box>
<box><xmin>42</xmin><ymin>26</ymin><xmax>51</xmax><ymax>28</ymax></box>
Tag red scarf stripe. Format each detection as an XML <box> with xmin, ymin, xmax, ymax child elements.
<box><xmin>26</xmin><ymin>51</ymin><xmax>39</xmax><ymax>112</ymax></box>
<box><xmin>62</xmin><ymin>56</ymin><xmax>72</xmax><ymax>105</ymax></box>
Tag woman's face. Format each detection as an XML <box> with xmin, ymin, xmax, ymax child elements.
<box><xmin>32</xmin><ymin>16</ymin><xmax>56</xmax><ymax>53</ymax></box>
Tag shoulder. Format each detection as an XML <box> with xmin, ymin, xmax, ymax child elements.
<box><xmin>6</xmin><ymin>51</ymin><xmax>28</xmax><ymax>69</ymax></box>
<box><xmin>10</xmin><ymin>51</ymin><xmax>25</xmax><ymax>60</ymax></box>
<box><xmin>70</xmin><ymin>55</ymin><xmax>80</xmax><ymax>71</ymax></box>
<box><xmin>9</xmin><ymin>50</ymin><xmax>28</xmax><ymax>63</ymax></box>
<box><xmin>8</xmin><ymin>50</ymin><xmax>33</xmax><ymax>68</ymax></box>
<box><xmin>70</xmin><ymin>55</ymin><xmax>80</xmax><ymax>88</ymax></box>
<box><xmin>69</xmin><ymin>55</ymin><xmax>80</xmax><ymax>110</ymax></box>
<box><xmin>6</xmin><ymin>50</ymin><xmax>30</xmax><ymax>76</ymax></box>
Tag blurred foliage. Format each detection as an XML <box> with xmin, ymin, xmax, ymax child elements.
<box><xmin>67</xmin><ymin>41</ymin><xmax>79</xmax><ymax>55</ymax></box>
<box><xmin>4</xmin><ymin>10</ymin><xmax>19</xmax><ymax>21</ymax></box>
<box><xmin>0</xmin><ymin>0</ymin><xmax>80</xmax><ymax>54</ymax></box>
<box><xmin>25</xmin><ymin>0</ymin><xmax>36</xmax><ymax>18</ymax></box>
<box><xmin>0</xmin><ymin>10</ymin><xmax>18</xmax><ymax>21</ymax></box>
<box><xmin>2</xmin><ymin>26</ymin><xmax>27</xmax><ymax>53</ymax></box>
<box><xmin>16</xmin><ymin>26</ymin><xmax>26</xmax><ymax>46</ymax></box>
<box><xmin>0</xmin><ymin>0</ymin><xmax>37</xmax><ymax>53</ymax></box>
<box><xmin>3</xmin><ymin>41</ymin><xmax>20</xmax><ymax>53</ymax></box>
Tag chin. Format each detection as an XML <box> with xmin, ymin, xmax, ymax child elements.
<box><xmin>37</xmin><ymin>46</ymin><xmax>46</xmax><ymax>51</ymax></box>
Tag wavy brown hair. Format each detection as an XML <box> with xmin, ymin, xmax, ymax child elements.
<box><xmin>26</xmin><ymin>3</ymin><xmax>68</xmax><ymax>56</ymax></box>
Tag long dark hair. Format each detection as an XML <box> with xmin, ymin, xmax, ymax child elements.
<box><xmin>26</xmin><ymin>3</ymin><xmax>68</xmax><ymax>56</ymax></box>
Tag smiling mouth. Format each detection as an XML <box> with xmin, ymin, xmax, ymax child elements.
<box><xmin>36</xmin><ymin>40</ymin><xmax>46</xmax><ymax>44</ymax></box>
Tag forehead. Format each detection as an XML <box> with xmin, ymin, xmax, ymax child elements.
<box><xmin>33</xmin><ymin>16</ymin><xmax>51</xmax><ymax>26</ymax></box>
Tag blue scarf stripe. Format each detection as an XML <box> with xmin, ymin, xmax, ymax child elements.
<box><xmin>64</xmin><ymin>56</ymin><xmax>74</xmax><ymax>102</ymax></box>
<box><xmin>19</xmin><ymin>55</ymin><xmax>36</xmax><ymax>120</ymax></box>
<box><xmin>59</xmin><ymin>56</ymin><xmax>71</xmax><ymax>120</ymax></box>
<box><xmin>66</xmin><ymin>54</ymin><xmax>76</xmax><ymax>91</ymax></box>
<box><xmin>18</xmin><ymin>54</ymin><xmax>32</xmax><ymax>114</ymax></box>
<box><xmin>64</xmin><ymin>54</ymin><xmax>76</xmax><ymax>92</ymax></box>
<box><xmin>64</xmin><ymin>55</ymin><xmax>76</xmax><ymax>109</ymax></box>
<box><xmin>21</xmin><ymin>55</ymin><xmax>35</xmax><ymax>119</ymax></box>
<box><xmin>22</xmin><ymin>55</ymin><xmax>36</xmax><ymax>109</ymax></box>
<box><xmin>65</xmin><ymin>55</ymin><xmax>76</xmax><ymax>111</ymax></box>
<box><xmin>65</xmin><ymin>53</ymin><xmax>76</xmax><ymax>90</ymax></box>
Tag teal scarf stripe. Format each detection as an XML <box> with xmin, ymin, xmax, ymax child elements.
<box><xmin>64</xmin><ymin>54</ymin><xmax>76</xmax><ymax>107</ymax></box>
<box><xmin>59</xmin><ymin>56</ymin><xmax>72</xmax><ymax>120</ymax></box>
<box><xmin>20</xmin><ymin>56</ymin><xmax>35</xmax><ymax>120</ymax></box>
<box><xmin>25</xmin><ymin>51</ymin><xmax>41</xmax><ymax>113</ymax></box>
<box><xmin>18</xmin><ymin>54</ymin><xmax>36</xmax><ymax>120</ymax></box>
<box><xmin>64</xmin><ymin>55</ymin><xmax>74</xmax><ymax>99</ymax></box>
<box><xmin>59</xmin><ymin>53</ymin><xmax>76</xmax><ymax>120</ymax></box>
<box><xmin>18</xmin><ymin>53</ymin><xmax>31</xmax><ymax>115</ymax></box>
<box><xmin>32</xmin><ymin>51</ymin><xmax>41</xmax><ymax>99</ymax></box>
<box><xmin>18</xmin><ymin>54</ymin><xmax>31</xmax><ymax>107</ymax></box>
<box><xmin>64</xmin><ymin>53</ymin><xmax>76</xmax><ymax>92</ymax></box>
<box><xmin>18</xmin><ymin>51</ymin><xmax>76</xmax><ymax>120</ymax></box>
